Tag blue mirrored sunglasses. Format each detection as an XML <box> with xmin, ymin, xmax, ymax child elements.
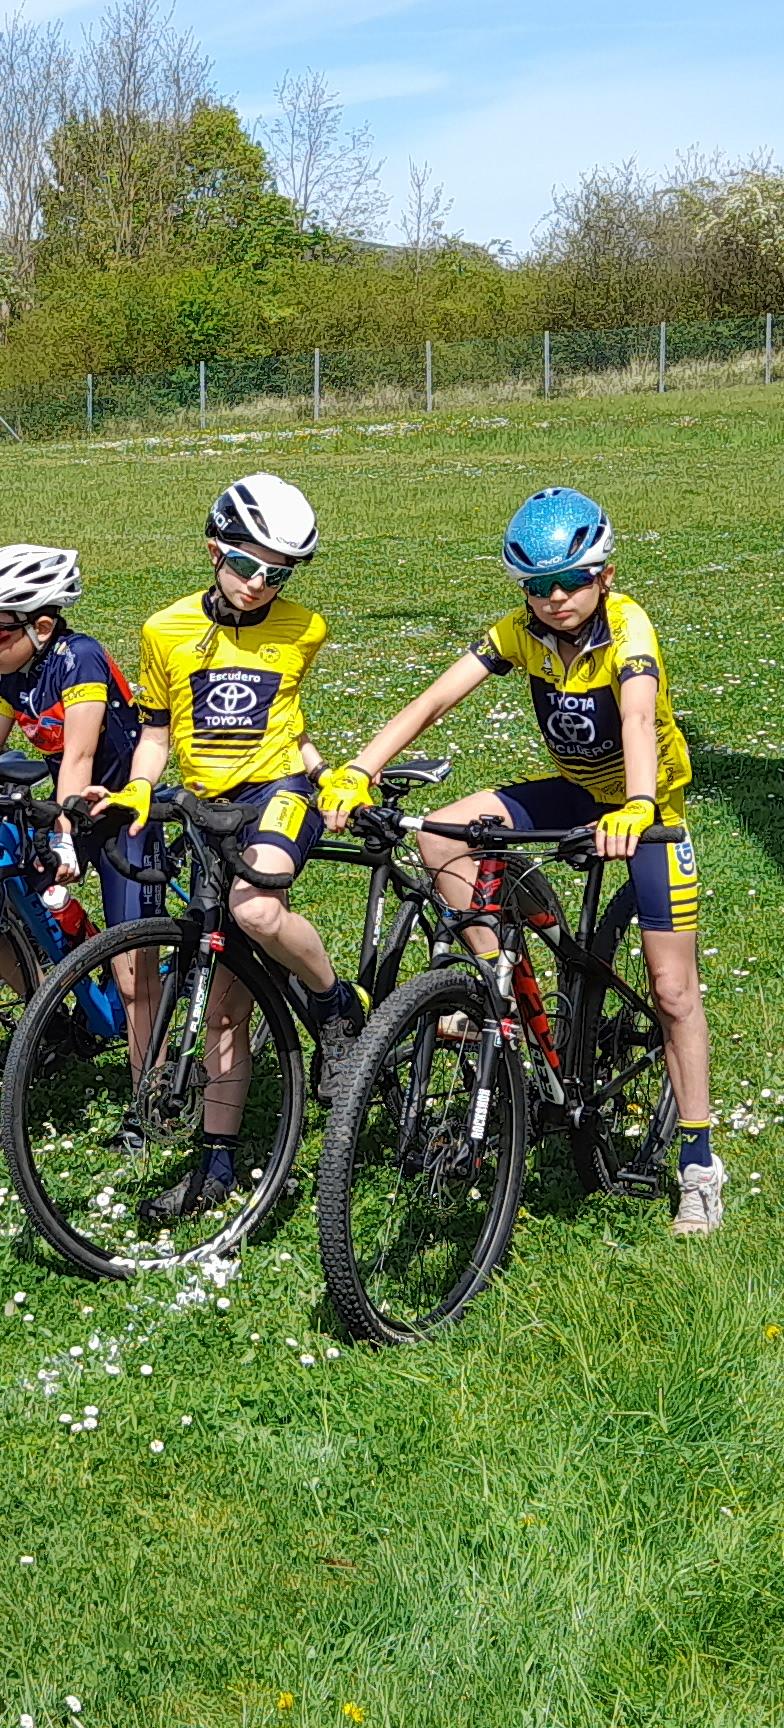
<box><xmin>520</xmin><ymin>566</ymin><xmax>602</xmax><ymax>600</ymax></box>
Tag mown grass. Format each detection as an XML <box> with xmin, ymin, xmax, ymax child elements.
<box><xmin>0</xmin><ymin>385</ymin><xmax>783</xmax><ymax>1726</ymax></box>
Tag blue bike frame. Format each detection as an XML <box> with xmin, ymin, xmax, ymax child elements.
<box><xmin>0</xmin><ymin>816</ymin><xmax>125</xmax><ymax>1040</ymax></box>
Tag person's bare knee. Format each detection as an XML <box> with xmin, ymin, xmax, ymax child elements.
<box><xmin>648</xmin><ymin>965</ymin><xmax>697</xmax><ymax>1026</ymax></box>
<box><xmin>229</xmin><ymin>883</ymin><xmax>286</xmax><ymax>942</ymax></box>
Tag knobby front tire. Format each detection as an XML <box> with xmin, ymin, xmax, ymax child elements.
<box><xmin>319</xmin><ymin>967</ymin><xmax>529</xmax><ymax>1346</ymax></box>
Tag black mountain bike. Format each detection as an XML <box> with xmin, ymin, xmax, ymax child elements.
<box><xmin>1</xmin><ymin>759</ymin><xmax>565</xmax><ymax>1279</ymax></box>
<box><xmin>318</xmin><ymin>806</ymin><xmax>683</xmax><ymax>1345</ymax></box>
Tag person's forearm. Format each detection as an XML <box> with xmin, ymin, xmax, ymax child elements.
<box><xmin>130</xmin><ymin>729</ymin><xmax>170</xmax><ymax>788</ymax></box>
<box><xmin>353</xmin><ymin>687</ymin><xmax>458</xmax><ymax>779</ymax></box>
<box><xmin>622</xmin><ymin>713</ymin><xmax>658</xmax><ymax>802</ymax></box>
<box><xmin>55</xmin><ymin>751</ymin><xmax>97</xmax><ymax>834</ymax></box>
<box><xmin>298</xmin><ymin>732</ymin><xmax>327</xmax><ymax>778</ymax></box>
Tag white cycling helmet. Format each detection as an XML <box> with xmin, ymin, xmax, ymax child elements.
<box><xmin>0</xmin><ymin>544</ymin><xmax>81</xmax><ymax>616</ymax></box>
<box><xmin>205</xmin><ymin>473</ymin><xmax>318</xmax><ymax>561</ymax></box>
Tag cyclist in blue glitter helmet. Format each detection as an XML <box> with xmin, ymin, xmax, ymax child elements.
<box><xmin>320</xmin><ymin>485</ymin><xmax>721</xmax><ymax>1238</ymax></box>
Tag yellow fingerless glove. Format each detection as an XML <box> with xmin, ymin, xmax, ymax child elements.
<box><xmin>317</xmin><ymin>763</ymin><xmax>372</xmax><ymax>818</ymax></box>
<box><xmin>596</xmin><ymin>797</ymin><xmax>655</xmax><ymax>844</ymax></box>
<box><xmin>101</xmin><ymin>777</ymin><xmax>153</xmax><ymax>828</ymax></box>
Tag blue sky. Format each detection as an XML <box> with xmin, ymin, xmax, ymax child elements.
<box><xmin>36</xmin><ymin>0</ymin><xmax>784</xmax><ymax>250</ymax></box>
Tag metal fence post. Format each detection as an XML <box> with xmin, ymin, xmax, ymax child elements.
<box><xmin>543</xmin><ymin>330</ymin><xmax>551</xmax><ymax>399</ymax></box>
<box><xmin>314</xmin><ymin>347</ymin><xmax>320</xmax><ymax>423</ymax></box>
<box><xmin>425</xmin><ymin>339</ymin><xmax>433</xmax><ymax>412</ymax></box>
<box><xmin>765</xmin><ymin>313</ymin><xmax>773</xmax><ymax>385</ymax></box>
<box><xmin>87</xmin><ymin>372</ymin><xmax>93</xmax><ymax>434</ymax></box>
<box><xmin>199</xmin><ymin>360</ymin><xmax>206</xmax><ymax>429</ymax></box>
<box><xmin>658</xmin><ymin>322</ymin><xmax>666</xmax><ymax>393</ymax></box>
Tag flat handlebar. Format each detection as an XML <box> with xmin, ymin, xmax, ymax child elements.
<box><xmin>350</xmin><ymin>805</ymin><xmax>685</xmax><ymax>855</ymax></box>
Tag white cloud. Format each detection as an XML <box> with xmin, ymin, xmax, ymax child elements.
<box><xmin>201</xmin><ymin>0</ymin><xmax>420</xmax><ymax>51</ymax></box>
<box><xmin>379</xmin><ymin>52</ymin><xmax>784</xmax><ymax>249</ymax></box>
<box><xmin>242</xmin><ymin>60</ymin><xmax>447</xmax><ymax>121</ymax></box>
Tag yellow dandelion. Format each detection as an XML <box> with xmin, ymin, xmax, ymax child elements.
<box><xmin>277</xmin><ymin>1693</ymin><xmax>295</xmax><ymax>1711</ymax></box>
<box><xmin>764</xmin><ymin>1324</ymin><xmax>782</xmax><ymax>1341</ymax></box>
<box><xmin>342</xmin><ymin>1706</ymin><xmax>365</xmax><ymax>1723</ymax></box>
<box><xmin>520</xmin><ymin>1512</ymin><xmax>538</xmax><ymax>1525</ymax></box>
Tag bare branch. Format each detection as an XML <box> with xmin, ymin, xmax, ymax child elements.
<box><xmin>262</xmin><ymin>68</ymin><xmax>388</xmax><ymax>238</ymax></box>
<box><xmin>0</xmin><ymin>10</ymin><xmax>73</xmax><ymax>281</ymax></box>
<box><xmin>399</xmin><ymin>157</ymin><xmax>453</xmax><ymax>273</ymax></box>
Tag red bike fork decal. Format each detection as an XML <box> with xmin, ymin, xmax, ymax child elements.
<box><xmin>513</xmin><ymin>949</ymin><xmax>561</xmax><ymax>1073</ymax></box>
<box><xmin>471</xmin><ymin>854</ymin><xmax>505</xmax><ymax>915</ymax></box>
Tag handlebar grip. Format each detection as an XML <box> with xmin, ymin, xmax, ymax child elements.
<box><xmin>221</xmin><ymin>834</ymin><xmax>293</xmax><ymax>891</ymax></box>
<box><xmin>640</xmin><ymin>825</ymin><xmax>685</xmax><ymax>844</ymax></box>
<box><xmin>103</xmin><ymin>832</ymin><xmax>170</xmax><ymax>885</ymax></box>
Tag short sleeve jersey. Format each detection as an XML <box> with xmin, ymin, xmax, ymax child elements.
<box><xmin>137</xmin><ymin>589</ymin><xmax>327</xmax><ymax>795</ymax></box>
<box><xmin>471</xmin><ymin>590</ymin><xmax>691</xmax><ymax>813</ymax></box>
<box><xmin>0</xmin><ymin>626</ymin><xmax>140</xmax><ymax>790</ymax></box>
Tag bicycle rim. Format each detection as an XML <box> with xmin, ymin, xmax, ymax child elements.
<box><xmin>1</xmin><ymin>917</ymin><xmax>304</xmax><ymax>1276</ymax></box>
<box><xmin>573</xmin><ymin>882</ymin><xmax>677</xmax><ymax>1193</ymax></box>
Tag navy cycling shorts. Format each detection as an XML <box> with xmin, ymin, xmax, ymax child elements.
<box><xmin>80</xmin><ymin>822</ymin><xmax>167</xmax><ymax>926</ymax></box>
<box><xmin>495</xmin><ymin>777</ymin><xmax>698</xmax><ymax>934</ymax></box>
<box><xmin>228</xmin><ymin>775</ymin><xmax>324</xmax><ymax>879</ymax></box>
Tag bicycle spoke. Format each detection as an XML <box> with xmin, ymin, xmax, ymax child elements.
<box><xmin>13</xmin><ymin>928</ymin><xmax>296</xmax><ymax>1268</ymax></box>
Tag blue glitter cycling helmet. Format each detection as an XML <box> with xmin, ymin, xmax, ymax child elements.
<box><xmin>503</xmin><ymin>487</ymin><xmax>614</xmax><ymax>583</ymax></box>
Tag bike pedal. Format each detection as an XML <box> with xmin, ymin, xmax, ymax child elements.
<box><xmin>615</xmin><ymin>1167</ymin><xmax>662</xmax><ymax>1199</ymax></box>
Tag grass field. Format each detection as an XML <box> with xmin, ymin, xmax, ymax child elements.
<box><xmin>1</xmin><ymin>387</ymin><xmax>784</xmax><ymax>1727</ymax></box>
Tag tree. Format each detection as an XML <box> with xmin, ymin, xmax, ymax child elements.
<box><xmin>697</xmin><ymin>163</ymin><xmax>784</xmax><ymax>311</ymax></box>
<box><xmin>399</xmin><ymin>158</ymin><xmax>453</xmax><ymax>275</ymax></box>
<box><xmin>0</xmin><ymin>12</ymin><xmax>73</xmax><ymax>283</ymax></box>
<box><xmin>40</xmin><ymin>0</ymin><xmax>213</xmax><ymax>267</ymax></box>
<box><xmin>171</xmin><ymin>104</ymin><xmax>307</xmax><ymax>270</ymax></box>
<box><xmin>262</xmin><ymin>69</ymin><xmax>388</xmax><ymax>238</ymax></box>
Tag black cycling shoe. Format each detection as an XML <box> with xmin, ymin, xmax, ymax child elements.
<box><xmin>317</xmin><ymin>984</ymin><xmax>370</xmax><ymax>1105</ymax></box>
<box><xmin>138</xmin><ymin>1169</ymin><xmax>229</xmax><ymax>1223</ymax></box>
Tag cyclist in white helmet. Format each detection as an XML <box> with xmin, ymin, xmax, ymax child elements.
<box><xmin>0</xmin><ymin>542</ymin><xmax>165</xmax><ymax>1010</ymax></box>
<box><xmin>320</xmin><ymin>487</ymin><xmax>720</xmax><ymax>1239</ymax></box>
<box><xmin>88</xmin><ymin>472</ymin><xmax>367</xmax><ymax>1220</ymax></box>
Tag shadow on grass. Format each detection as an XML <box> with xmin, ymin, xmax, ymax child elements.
<box><xmin>686</xmin><ymin>729</ymin><xmax>784</xmax><ymax>871</ymax></box>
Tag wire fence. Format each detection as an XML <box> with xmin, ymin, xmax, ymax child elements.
<box><xmin>0</xmin><ymin>314</ymin><xmax>779</xmax><ymax>442</ymax></box>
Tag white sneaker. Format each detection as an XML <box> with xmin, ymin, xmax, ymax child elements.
<box><xmin>673</xmin><ymin>1154</ymin><xmax>725</xmax><ymax>1236</ymax></box>
<box><xmin>437</xmin><ymin>1012</ymin><xmax>480</xmax><ymax>1043</ymax></box>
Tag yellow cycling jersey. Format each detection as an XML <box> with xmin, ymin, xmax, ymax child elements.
<box><xmin>471</xmin><ymin>590</ymin><xmax>691</xmax><ymax>815</ymax></box>
<box><xmin>137</xmin><ymin>589</ymin><xmax>327</xmax><ymax>795</ymax></box>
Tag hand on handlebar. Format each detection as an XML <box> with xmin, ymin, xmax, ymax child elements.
<box><xmin>50</xmin><ymin>832</ymin><xmax>80</xmax><ymax>885</ymax></box>
<box><xmin>594</xmin><ymin>797</ymin><xmax>655</xmax><ymax>860</ymax></box>
<box><xmin>83</xmin><ymin>777</ymin><xmax>153</xmax><ymax>837</ymax></box>
<box><xmin>317</xmin><ymin>762</ymin><xmax>373</xmax><ymax>832</ymax></box>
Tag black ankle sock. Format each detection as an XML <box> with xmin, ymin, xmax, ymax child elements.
<box><xmin>201</xmin><ymin>1132</ymin><xmax>240</xmax><ymax>1188</ymax></box>
<box><xmin>311</xmin><ymin>977</ymin><xmax>341</xmax><ymax>1027</ymax></box>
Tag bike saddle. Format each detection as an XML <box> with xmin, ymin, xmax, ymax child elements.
<box><xmin>0</xmin><ymin>751</ymin><xmax>51</xmax><ymax>788</ymax></box>
<box><xmin>380</xmin><ymin>757</ymin><xmax>452</xmax><ymax>791</ymax></box>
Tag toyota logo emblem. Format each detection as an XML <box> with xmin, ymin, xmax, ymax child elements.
<box><xmin>547</xmin><ymin>710</ymin><xmax>595</xmax><ymax>745</ymax></box>
<box><xmin>206</xmin><ymin>681</ymin><xmax>257</xmax><ymax>716</ymax></box>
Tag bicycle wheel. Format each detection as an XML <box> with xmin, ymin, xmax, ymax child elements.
<box><xmin>571</xmin><ymin>881</ymin><xmax>677</xmax><ymax>1193</ymax></box>
<box><xmin>0</xmin><ymin>903</ymin><xmax>41</xmax><ymax>1068</ymax></box>
<box><xmin>1</xmin><ymin>916</ymin><xmax>305</xmax><ymax>1277</ymax></box>
<box><xmin>319</xmin><ymin>968</ymin><xmax>529</xmax><ymax>1345</ymax></box>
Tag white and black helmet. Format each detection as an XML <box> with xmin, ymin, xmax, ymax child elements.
<box><xmin>205</xmin><ymin>473</ymin><xmax>318</xmax><ymax>562</ymax></box>
<box><xmin>0</xmin><ymin>544</ymin><xmax>81</xmax><ymax>616</ymax></box>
